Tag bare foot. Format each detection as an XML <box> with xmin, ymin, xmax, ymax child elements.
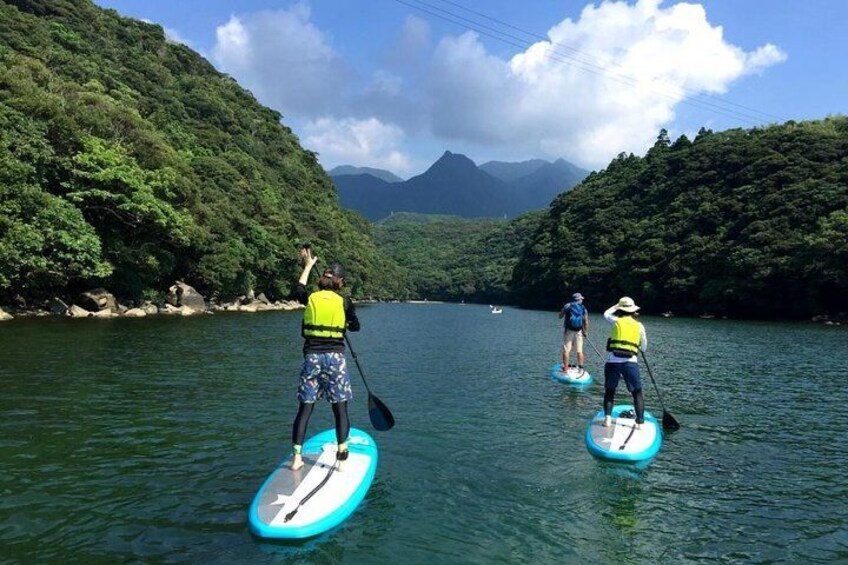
<box><xmin>603</xmin><ymin>416</ymin><xmax>612</xmax><ymax>428</ymax></box>
<box><xmin>290</xmin><ymin>455</ymin><xmax>304</xmax><ymax>471</ymax></box>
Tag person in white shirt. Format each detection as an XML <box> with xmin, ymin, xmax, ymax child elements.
<box><xmin>602</xmin><ymin>297</ymin><xmax>647</xmax><ymax>428</ymax></box>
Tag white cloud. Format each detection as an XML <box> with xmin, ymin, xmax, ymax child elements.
<box><xmin>303</xmin><ymin>117</ymin><xmax>412</xmax><ymax>173</ymax></box>
<box><xmin>744</xmin><ymin>44</ymin><xmax>787</xmax><ymax>75</ymax></box>
<box><xmin>212</xmin><ymin>4</ymin><xmax>347</xmax><ymax>118</ymax></box>
<box><xmin>164</xmin><ymin>27</ymin><xmax>192</xmax><ymax>47</ymax></box>
<box><xmin>423</xmin><ymin>0</ymin><xmax>787</xmax><ymax>167</ymax></box>
<box><xmin>390</xmin><ymin>15</ymin><xmax>431</xmax><ymax>67</ymax></box>
<box><xmin>208</xmin><ymin>0</ymin><xmax>785</xmax><ymax>171</ymax></box>
<box><xmin>140</xmin><ymin>18</ymin><xmax>192</xmax><ymax>48</ymax></box>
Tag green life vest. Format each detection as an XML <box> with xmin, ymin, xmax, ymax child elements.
<box><xmin>606</xmin><ymin>316</ymin><xmax>640</xmax><ymax>356</ymax></box>
<box><xmin>302</xmin><ymin>290</ymin><xmax>346</xmax><ymax>339</ymax></box>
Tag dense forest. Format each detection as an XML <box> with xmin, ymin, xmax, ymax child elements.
<box><xmin>374</xmin><ymin>212</ymin><xmax>543</xmax><ymax>303</ymax></box>
<box><xmin>0</xmin><ymin>0</ymin><xmax>408</xmax><ymax>304</ymax></box>
<box><xmin>2</xmin><ymin>1</ymin><xmax>846</xmax><ymax>321</ymax></box>
<box><xmin>511</xmin><ymin>122</ymin><xmax>848</xmax><ymax>319</ymax></box>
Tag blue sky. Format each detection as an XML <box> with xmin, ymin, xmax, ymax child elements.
<box><xmin>95</xmin><ymin>0</ymin><xmax>848</xmax><ymax>176</ymax></box>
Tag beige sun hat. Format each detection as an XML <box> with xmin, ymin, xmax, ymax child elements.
<box><xmin>614</xmin><ymin>296</ymin><xmax>640</xmax><ymax>313</ymax></box>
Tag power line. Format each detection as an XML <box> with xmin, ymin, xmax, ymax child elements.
<box><xmin>434</xmin><ymin>0</ymin><xmax>785</xmax><ymax>123</ymax></box>
<box><xmin>391</xmin><ymin>0</ymin><xmax>783</xmax><ymax>126</ymax></box>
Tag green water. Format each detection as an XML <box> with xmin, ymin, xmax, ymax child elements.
<box><xmin>2</xmin><ymin>304</ymin><xmax>847</xmax><ymax>563</ymax></box>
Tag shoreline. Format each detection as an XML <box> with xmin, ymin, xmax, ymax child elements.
<box><xmin>1</xmin><ymin>299</ymin><xmax>844</xmax><ymax>325</ymax></box>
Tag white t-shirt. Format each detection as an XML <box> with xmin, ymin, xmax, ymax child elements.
<box><xmin>603</xmin><ymin>305</ymin><xmax>647</xmax><ymax>364</ymax></box>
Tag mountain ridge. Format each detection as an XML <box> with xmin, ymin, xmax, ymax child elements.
<box><xmin>332</xmin><ymin>152</ymin><xmax>588</xmax><ymax>221</ymax></box>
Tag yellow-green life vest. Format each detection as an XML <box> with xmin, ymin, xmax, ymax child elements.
<box><xmin>302</xmin><ymin>290</ymin><xmax>346</xmax><ymax>339</ymax></box>
<box><xmin>607</xmin><ymin>316</ymin><xmax>640</xmax><ymax>355</ymax></box>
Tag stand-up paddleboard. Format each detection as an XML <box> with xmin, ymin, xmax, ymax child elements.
<box><xmin>549</xmin><ymin>364</ymin><xmax>592</xmax><ymax>386</ymax></box>
<box><xmin>585</xmin><ymin>405</ymin><xmax>662</xmax><ymax>462</ymax></box>
<box><xmin>248</xmin><ymin>427</ymin><xmax>378</xmax><ymax>539</ymax></box>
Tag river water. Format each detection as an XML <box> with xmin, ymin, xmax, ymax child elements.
<box><xmin>1</xmin><ymin>303</ymin><xmax>846</xmax><ymax>563</ymax></box>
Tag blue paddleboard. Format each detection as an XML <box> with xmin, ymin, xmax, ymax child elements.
<box><xmin>549</xmin><ymin>363</ymin><xmax>592</xmax><ymax>386</ymax></box>
<box><xmin>248</xmin><ymin>427</ymin><xmax>378</xmax><ymax>539</ymax></box>
<box><xmin>585</xmin><ymin>404</ymin><xmax>662</xmax><ymax>463</ymax></box>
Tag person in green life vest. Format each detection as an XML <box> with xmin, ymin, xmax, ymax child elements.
<box><xmin>602</xmin><ymin>296</ymin><xmax>647</xmax><ymax>428</ymax></box>
<box><xmin>290</xmin><ymin>247</ymin><xmax>360</xmax><ymax>471</ymax></box>
<box><xmin>559</xmin><ymin>292</ymin><xmax>589</xmax><ymax>372</ymax></box>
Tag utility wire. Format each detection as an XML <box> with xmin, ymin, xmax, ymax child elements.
<box><xmin>401</xmin><ymin>0</ymin><xmax>771</xmax><ymax>124</ymax></box>
<box><xmin>434</xmin><ymin>0</ymin><xmax>785</xmax><ymax>123</ymax></box>
<box><xmin>392</xmin><ymin>0</ymin><xmax>782</xmax><ymax>126</ymax></box>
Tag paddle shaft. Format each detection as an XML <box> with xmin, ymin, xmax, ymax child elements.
<box><xmin>586</xmin><ymin>336</ymin><xmax>606</xmax><ymax>363</ymax></box>
<box><xmin>344</xmin><ymin>334</ymin><xmax>373</xmax><ymax>395</ymax></box>
<box><xmin>637</xmin><ymin>347</ymin><xmax>669</xmax><ymax>414</ymax></box>
<box><xmin>344</xmin><ymin>334</ymin><xmax>395</xmax><ymax>431</ymax></box>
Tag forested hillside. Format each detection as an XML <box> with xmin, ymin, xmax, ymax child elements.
<box><xmin>511</xmin><ymin>121</ymin><xmax>848</xmax><ymax>319</ymax></box>
<box><xmin>374</xmin><ymin>212</ymin><xmax>543</xmax><ymax>302</ymax></box>
<box><xmin>0</xmin><ymin>0</ymin><xmax>407</xmax><ymax>303</ymax></box>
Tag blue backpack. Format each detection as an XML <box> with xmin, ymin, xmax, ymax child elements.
<box><xmin>564</xmin><ymin>303</ymin><xmax>585</xmax><ymax>331</ymax></box>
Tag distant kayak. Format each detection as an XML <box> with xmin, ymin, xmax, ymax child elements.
<box><xmin>549</xmin><ymin>363</ymin><xmax>592</xmax><ymax>385</ymax></box>
<box><xmin>248</xmin><ymin>428</ymin><xmax>378</xmax><ymax>539</ymax></box>
<box><xmin>585</xmin><ymin>405</ymin><xmax>662</xmax><ymax>463</ymax></box>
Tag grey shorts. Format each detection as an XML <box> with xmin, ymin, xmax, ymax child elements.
<box><xmin>563</xmin><ymin>329</ymin><xmax>584</xmax><ymax>351</ymax></box>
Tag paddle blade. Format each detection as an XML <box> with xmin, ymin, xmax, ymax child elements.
<box><xmin>368</xmin><ymin>393</ymin><xmax>395</xmax><ymax>431</ymax></box>
<box><xmin>662</xmin><ymin>411</ymin><xmax>680</xmax><ymax>432</ymax></box>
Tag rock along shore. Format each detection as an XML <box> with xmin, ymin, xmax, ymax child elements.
<box><xmin>0</xmin><ymin>282</ymin><xmax>304</xmax><ymax>322</ymax></box>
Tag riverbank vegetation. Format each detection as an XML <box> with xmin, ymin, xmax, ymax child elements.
<box><xmin>374</xmin><ymin>212</ymin><xmax>543</xmax><ymax>303</ymax></box>
<box><xmin>1</xmin><ymin>1</ymin><xmax>845</xmax><ymax>321</ymax></box>
<box><xmin>511</xmin><ymin>122</ymin><xmax>848</xmax><ymax>319</ymax></box>
<box><xmin>0</xmin><ymin>0</ymin><xmax>407</xmax><ymax>306</ymax></box>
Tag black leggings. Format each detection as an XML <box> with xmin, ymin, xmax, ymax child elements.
<box><xmin>604</xmin><ymin>388</ymin><xmax>645</xmax><ymax>424</ymax></box>
<box><xmin>292</xmin><ymin>401</ymin><xmax>350</xmax><ymax>446</ymax></box>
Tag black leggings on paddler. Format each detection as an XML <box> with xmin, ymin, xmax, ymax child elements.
<box><xmin>604</xmin><ymin>388</ymin><xmax>645</xmax><ymax>424</ymax></box>
<box><xmin>292</xmin><ymin>401</ymin><xmax>350</xmax><ymax>446</ymax></box>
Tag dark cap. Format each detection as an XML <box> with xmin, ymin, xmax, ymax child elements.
<box><xmin>323</xmin><ymin>263</ymin><xmax>345</xmax><ymax>279</ymax></box>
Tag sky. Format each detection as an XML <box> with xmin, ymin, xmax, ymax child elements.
<box><xmin>94</xmin><ymin>0</ymin><xmax>848</xmax><ymax>176</ymax></box>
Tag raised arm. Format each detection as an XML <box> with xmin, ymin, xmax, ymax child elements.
<box><xmin>298</xmin><ymin>247</ymin><xmax>318</xmax><ymax>286</ymax></box>
<box><xmin>293</xmin><ymin>248</ymin><xmax>319</xmax><ymax>305</ymax></box>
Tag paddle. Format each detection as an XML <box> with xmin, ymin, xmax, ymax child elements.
<box><xmin>586</xmin><ymin>335</ymin><xmax>606</xmax><ymax>363</ymax></box>
<box><xmin>344</xmin><ymin>335</ymin><xmax>395</xmax><ymax>431</ymax></box>
<box><xmin>586</xmin><ymin>336</ymin><xmax>680</xmax><ymax>431</ymax></box>
<box><xmin>638</xmin><ymin>347</ymin><xmax>681</xmax><ymax>432</ymax></box>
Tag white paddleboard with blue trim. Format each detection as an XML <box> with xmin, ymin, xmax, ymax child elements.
<box><xmin>549</xmin><ymin>363</ymin><xmax>592</xmax><ymax>385</ymax></box>
<box><xmin>585</xmin><ymin>405</ymin><xmax>662</xmax><ymax>462</ymax></box>
<box><xmin>248</xmin><ymin>427</ymin><xmax>378</xmax><ymax>539</ymax></box>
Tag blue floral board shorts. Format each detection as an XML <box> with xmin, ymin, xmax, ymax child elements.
<box><xmin>297</xmin><ymin>352</ymin><xmax>353</xmax><ymax>404</ymax></box>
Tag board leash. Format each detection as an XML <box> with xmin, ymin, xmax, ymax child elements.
<box><xmin>619</xmin><ymin>422</ymin><xmax>638</xmax><ymax>451</ymax></box>
<box><xmin>284</xmin><ymin>460</ymin><xmax>337</xmax><ymax>523</ymax></box>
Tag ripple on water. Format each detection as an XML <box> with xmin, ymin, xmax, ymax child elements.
<box><xmin>2</xmin><ymin>307</ymin><xmax>848</xmax><ymax>562</ymax></box>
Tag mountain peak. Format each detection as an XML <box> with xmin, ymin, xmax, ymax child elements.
<box><xmin>427</xmin><ymin>151</ymin><xmax>477</xmax><ymax>174</ymax></box>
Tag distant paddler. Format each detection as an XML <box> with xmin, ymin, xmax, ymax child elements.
<box><xmin>289</xmin><ymin>246</ymin><xmax>361</xmax><ymax>471</ymax></box>
<box><xmin>559</xmin><ymin>292</ymin><xmax>589</xmax><ymax>373</ymax></box>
